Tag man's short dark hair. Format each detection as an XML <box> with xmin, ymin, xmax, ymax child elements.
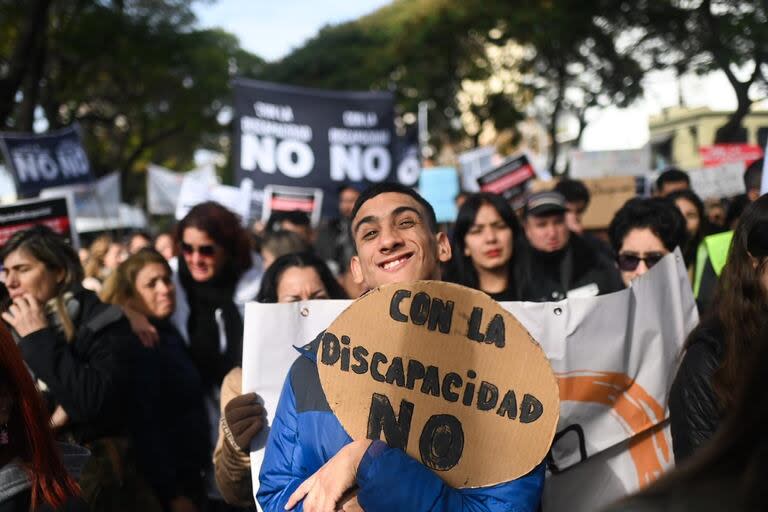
<box><xmin>267</xmin><ymin>210</ymin><xmax>311</xmax><ymax>231</ymax></box>
<box><xmin>744</xmin><ymin>158</ymin><xmax>763</xmax><ymax>191</ymax></box>
<box><xmin>350</xmin><ymin>182</ymin><xmax>438</xmax><ymax>234</ymax></box>
<box><xmin>608</xmin><ymin>197</ymin><xmax>687</xmax><ymax>254</ymax></box>
<box><xmin>656</xmin><ymin>168</ymin><xmax>690</xmax><ymax>192</ymax></box>
<box><xmin>554</xmin><ymin>179</ymin><xmax>590</xmax><ymax>207</ymax></box>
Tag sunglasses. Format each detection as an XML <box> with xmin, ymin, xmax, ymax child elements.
<box><xmin>181</xmin><ymin>242</ymin><xmax>217</xmax><ymax>257</ymax></box>
<box><xmin>617</xmin><ymin>252</ymin><xmax>665</xmax><ymax>272</ymax></box>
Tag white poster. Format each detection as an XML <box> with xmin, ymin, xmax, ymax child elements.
<box><xmin>40</xmin><ymin>171</ymin><xmax>121</xmax><ymax>218</ymax></box>
<box><xmin>569</xmin><ymin>146</ymin><xmax>652</xmax><ymax>179</ymax></box>
<box><xmin>689</xmin><ymin>162</ymin><xmax>746</xmax><ymax>200</ymax></box>
<box><xmin>147</xmin><ymin>164</ymin><xmax>184</xmax><ymax>215</ymax></box>
<box><xmin>242</xmin><ymin>249</ymin><xmax>698</xmax><ymax>511</ymax></box>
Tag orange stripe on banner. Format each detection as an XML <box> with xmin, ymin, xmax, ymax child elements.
<box><xmin>555</xmin><ymin>372</ymin><xmax>671</xmax><ymax>487</ymax></box>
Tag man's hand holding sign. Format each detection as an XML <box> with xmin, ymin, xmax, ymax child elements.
<box><xmin>258</xmin><ymin>184</ymin><xmax>556</xmax><ymax>512</ymax></box>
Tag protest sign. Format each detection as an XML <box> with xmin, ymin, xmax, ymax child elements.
<box><xmin>317</xmin><ymin>282</ymin><xmax>559</xmax><ymax>487</ymax></box>
<box><xmin>147</xmin><ymin>164</ymin><xmax>184</xmax><ymax>215</ymax></box>
<box><xmin>568</xmin><ymin>147</ymin><xmax>651</xmax><ymax>179</ymax></box>
<box><xmin>580</xmin><ymin>176</ymin><xmax>636</xmax><ymax>230</ymax></box>
<box><xmin>174</xmin><ymin>164</ymin><xmax>219</xmax><ymax>220</ymax></box>
<box><xmin>0</xmin><ymin>125</ymin><xmax>93</xmax><ymax>197</ymax></box>
<box><xmin>477</xmin><ymin>154</ymin><xmax>536</xmax><ymax>207</ymax></box>
<box><xmin>699</xmin><ymin>143</ymin><xmax>763</xmax><ymax>168</ymax></box>
<box><xmin>762</xmin><ymin>143</ymin><xmax>768</xmax><ymax>196</ymax></box>
<box><xmin>0</xmin><ymin>196</ymin><xmax>78</xmax><ymax>248</ymax></box>
<box><xmin>689</xmin><ymin>162</ymin><xmax>746</xmax><ymax>200</ymax></box>
<box><xmin>243</xmin><ymin>249</ymin><xmax>697</xmax><ymax>510</ymax></box>
<box><xmin>262</xmin><ymin>185</ymin><xmax>323</xmax><ymax>227</ymax></box>
<box><xmin>234</xmin><ymin>78</ymin><xmax>407</xmax><ymax>217</ymax></box>
<box><xmin>458</xmin><ymin>146</ymin><xmax>497</xmax><ymax>193</ymax></box>
<box><xmin>419</xmin><ymin>167</ymin><xmax>459</xmax><ymax>223</ymax></box>
<box><xmin>40</xmin><ymin>171</ymin><xmax>121</xmax><ymax>218</ymax></box>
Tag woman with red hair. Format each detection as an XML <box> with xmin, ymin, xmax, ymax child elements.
<box><xmin>0</xmin><ymin>321</ymin><xmax>84</xmax><ymax>511</ymax></box>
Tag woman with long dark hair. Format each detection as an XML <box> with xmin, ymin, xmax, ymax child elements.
<box><xmin>669</xmin><ymin>194</ymin><xmax>768</xmax><ymax>461</ymax></box>
<box><xmin>214</xmin><ymin>252</ymin><xmax>346</xmax><ymax>507</ymax></box>
<box><xmin>604</xmin><ymin>322</ymin><xmax>768</xmax><ymax>511</ymax></box>
<box><xmin>445</xmin><ymin>193</ymin><xmax>520</xmax><ymax>300</ymax></box>
<box><xmin>0</xmin><ymin>323</ymin><xmax>83</xmax><ymax>511</ymax></box>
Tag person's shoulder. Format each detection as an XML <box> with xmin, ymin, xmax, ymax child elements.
<box><xmin>686</xmin><ymin>318</ymin><xmax>724</xmax><ymax>358</ymax></box>
<box><xmin>74</xmin><ymin>288</ymin><xmax>125</xmax><ymax>334</ymax></box>
<box><xmin>288</xmin><ymin>332</ymin><xmax>331</xmax><ymax>414</ymax></box>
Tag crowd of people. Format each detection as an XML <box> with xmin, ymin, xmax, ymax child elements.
<box><xmin>0</xmin><ymin>158</ymin><xmax>765</xmax><ymax>511</ymax></box>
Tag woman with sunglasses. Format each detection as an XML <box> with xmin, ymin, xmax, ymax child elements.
<box><xmin>608</xmin><ymin>198</ymin><xmax>688</xmax><ymax>288</ymax></box>
<box><xmin>214</xmin><ymin>252</ymin><xmax>347</xmax><ymax>507</ymax></box>
<box><xmin>445</xmin><ymin>193</ymin><xmax>521</xmax><ymax>300</ymax></box>
<box><xmin>172</xmin><ymin>201</ymin><xmax>262</xmax><ymax>398</ymax></box>
<box><xmin>668</xmin><ymin>194</ymin><xmax>768</xmax><ymax>462</ymax></box>
<box><xmin>0</xmin><ymin>322</ymin><xmax>85</xmax><ymax>511</ymax></box>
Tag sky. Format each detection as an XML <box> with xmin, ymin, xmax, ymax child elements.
<box><xmin>195</xmin><ymin>0</ymin><xmax>391</xmax><ymax>62</ymax></box>
<box><xmin>196</xmin><ymin>1</ymin><xmax>742</xmax><ymax>152</ymax></box>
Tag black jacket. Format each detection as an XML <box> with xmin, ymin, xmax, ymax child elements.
<box><xmin>129</xmin><ymin>320</ymin><xmax>210</xmax><ymax>506</ymax></box>
<box><xmin>668</xmin><ymin>319</ymin><xmax>724</xmax><ymax>462</ymax></box>
<box><xmin>515</xmin><ymin>233</ymin><xmax>624</xmax><ymax>302</ymax></box>
<box><xmin>18</xmin><ymin>288</ymin><xmax>137</xmax><ymax>444</ymax></box>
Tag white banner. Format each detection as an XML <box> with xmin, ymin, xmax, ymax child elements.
<box><xmin>761</xmin><ymin>141</ymin><xmax>768</xmax><ymax>196</ymax></box>
<box><xmin>569</xmin><ymin>146</ymin><xmax>652</xmax><ymax>179</ymax></box>
<box><xmin>689</xmin><ymin>162</ymin><xmax>746</xmax><ymax>200</ymax></box>
<box><xmin>242</xmin><ymin>249</ymin><xmax>698</xmax><ymax>511</ymax></box>
<box><xmin>40</xmin><ymin>171</ymin><xmax>121</xmax><ymax>218</ymax></box>
<box><xmin>147</xmin><ymin>164</ymin><xmax>184</xmax><ymax>215</ymax></box>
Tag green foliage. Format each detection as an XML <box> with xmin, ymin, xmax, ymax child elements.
<box><xmin>0</xmin><ymin>0</ymin><xmax>264</xmax><ymax>201</ymax></box>
<box><xmin>620</xmin><ymin>0</ymin><xmax>768</xmax><ymax>142</ymax></box>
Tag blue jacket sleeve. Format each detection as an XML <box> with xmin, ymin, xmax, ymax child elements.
<box><xmin>257</xmin><ymin>371</ymin><xmax>306</xmax><ymax>512</ymax></box>
<box><xmin>356</xmin><ymin>441</ymin><xmax>545</xmax><ymax>512</ymax></box>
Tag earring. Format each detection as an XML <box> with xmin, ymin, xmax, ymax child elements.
<box><xmin>0</xmin><ymin>423</ymin><xmax>8</xmax><ymax>445</ymax></box>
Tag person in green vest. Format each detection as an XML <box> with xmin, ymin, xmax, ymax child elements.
<box><xmin>694</xmin><ymin>158</ymin><xmax>764</xmax><ymax>311</ymax></box>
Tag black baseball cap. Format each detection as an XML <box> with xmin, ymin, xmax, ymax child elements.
<box><xmin>524</xmin><ymin>191</ymin><xmax>568</xmax><ymax>217</ymax></box>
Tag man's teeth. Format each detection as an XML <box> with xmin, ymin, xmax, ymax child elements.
<box><xmin>383</xmin><ymin>257</ymin><xmax>407</xmax><ymax>270</ymax></box>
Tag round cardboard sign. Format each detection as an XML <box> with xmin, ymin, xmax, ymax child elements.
<box><xmin>317</xmin><ymin>281</ymin><xmax>559</xmax><ymax>488</ymax></box>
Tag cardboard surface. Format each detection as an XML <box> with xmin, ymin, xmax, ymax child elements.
<box><xmin>317</xmin><ymin>281</ymin><xmax>559</xmax><ymax>488</ymax></box>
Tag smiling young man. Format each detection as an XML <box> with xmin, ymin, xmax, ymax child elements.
<box><xmin>257</xmin><ymin>183</ymin><xmax>545</xmax><ymax>512</ymax></box>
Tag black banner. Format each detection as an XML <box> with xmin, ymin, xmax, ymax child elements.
<box><xmin>0</xmin><ymin>125</ymin><xmax>93</xmax><ymax>198</ymax></box>
<box><xmin>0</xmin><ymin>196</ymin><xmax>78</xmax><ymax>248</ymax></box>
<box><xmin>233</xmin><ymin>79</ymin><xmax>418</xmax><ymax>217</ymax></box>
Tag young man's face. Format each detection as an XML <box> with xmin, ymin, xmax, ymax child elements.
<box><xmin>524</xmin><ymin>213</ymin><xmax>570</xmax><ymax>253</ymax></box>
<box><xmin>350</xmin><ymin>192</ymin><xmax>451</xmax><ymax>289</ymax></box>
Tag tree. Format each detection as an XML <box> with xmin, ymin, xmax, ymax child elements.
<box><xmin>0</xmin><ymin>0</ymin><xmax>265</xmax><ymax>201</ymax></box>
<box><xmin>625</xmin><ymin>0</ymin><xmax>768</xmax><ymax>142</ymax></box>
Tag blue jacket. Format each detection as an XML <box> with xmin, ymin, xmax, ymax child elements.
<box><xmin>257</xmin><ymin>338</ymin><xmax>545</xmax><ymax>512</ymax></box>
